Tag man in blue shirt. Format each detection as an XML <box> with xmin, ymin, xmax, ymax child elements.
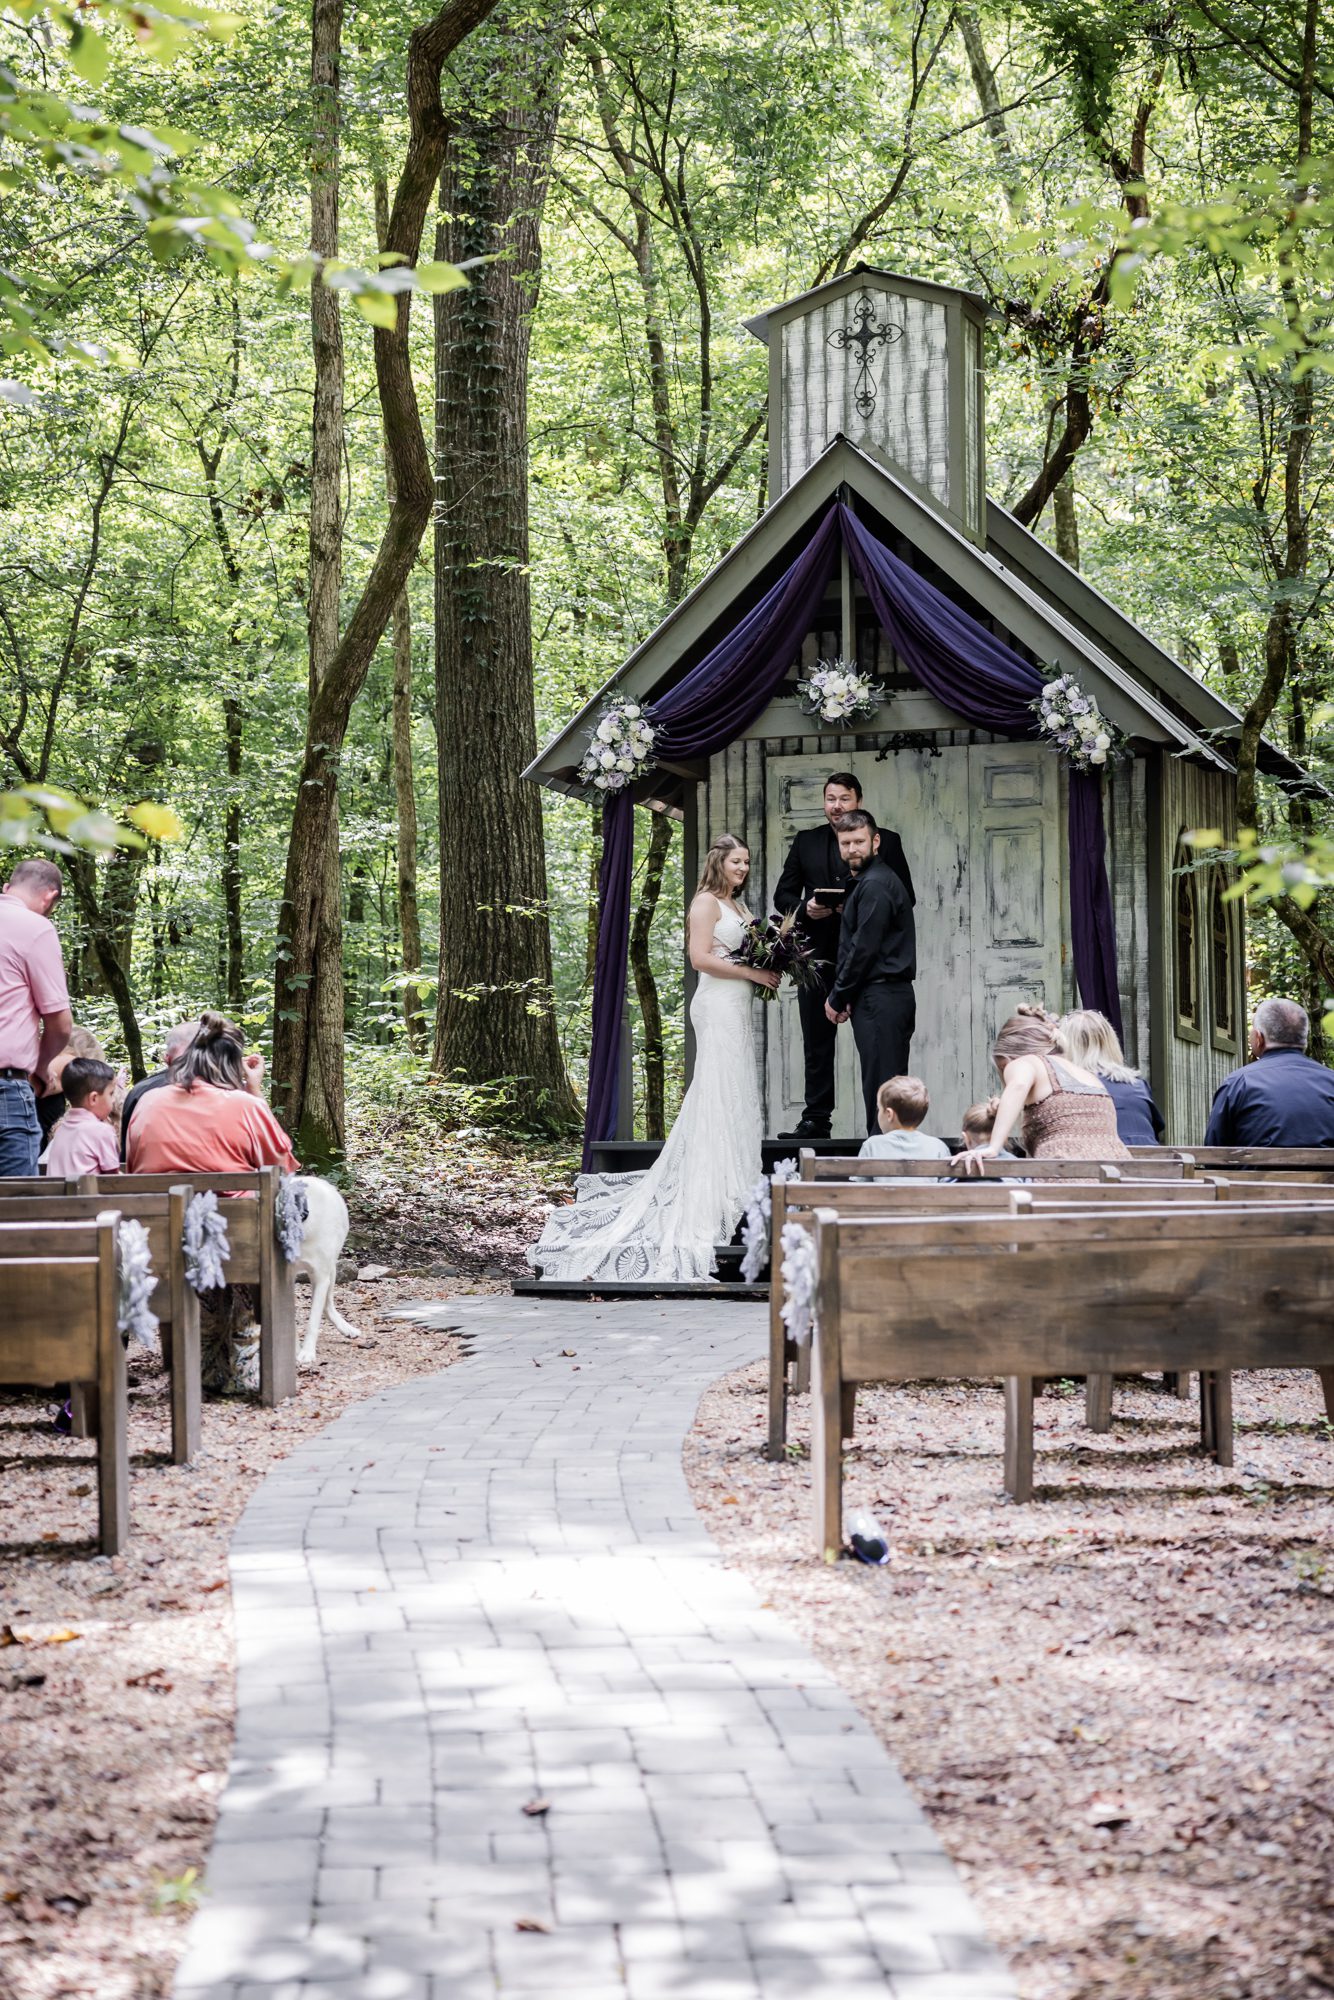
<box><xmin>1205</xmin><ymin>997</ymin><xmax>1334</xmax><ymax>1147</ymax></box>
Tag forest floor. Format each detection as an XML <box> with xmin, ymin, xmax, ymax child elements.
<box><xmin>0</xmin><ymin>1120</ymin><xmax>570</xmax><ymax>2000</ymax></box>
<box><xmin>686</xmin><ymin>1363</ymin><xmax>1334</xmax><ymax>2000</ymax></box>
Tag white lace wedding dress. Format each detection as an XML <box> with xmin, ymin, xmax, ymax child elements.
<box><xmin>529</xmin><ymin>904</ymin><xmax>764</xmax><ymax>1282</ymax></box>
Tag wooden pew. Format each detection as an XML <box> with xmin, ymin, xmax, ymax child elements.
<box><xmin>1132</xmin><ymin>1147</ymin><xmax>1334</xmax><ymax>1177</ymax></box>
<box><xmin>79</xmin><ymin>1169</ymin><xmax>296</xmax><ymax>1408</ymax></box>
<box><xmin>0</xmin><ymin>1213</ymin><xmax>128</xmax><ymax>1554</ymax></box>
<box><xmin>0</xmin><ymin>1187</ymin><xmax>199</xmax><ymax>1463</ymax></box>
<box><xmin>767</xmin><ymin>1172</ymin><xmax>1220</xmax><ymax>1457</ymax></box>
<box><xmin>806</xmin><ymin>1201</ymin><xmax>1334</xmax><ymax>1556</ymax></box>
<box><xmin>798</xmin><ymin>1149</ymin><xmax>1197</xmax><ymax>1182</ymax></box>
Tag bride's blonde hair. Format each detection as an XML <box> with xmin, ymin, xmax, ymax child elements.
<box><xmin>695</xmin><ymin>833</ymin><xmax>752</xmax><ymax>914</ymax></box>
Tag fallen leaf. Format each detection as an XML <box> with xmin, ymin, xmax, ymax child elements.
<box><xmin>201</xmin><ymin>1580</ymin><xmax>226</xmax><ymax>1594</ymax></box>
<box><xmin>514</xmin><ymin>1917</ymin><xmax>552</xmax><ymax>1933</ymax></box>
<box><xmin>126</xmin><ymin>1669</ymin><xmax>173</xmax><ymax>1695</ymax></box>
<box><xmin>560</xmin><ymin>1349</ymin><xmax>576</xmax><ymax>1358</ymax></box>
<box><xmin>1</xmin><ymin>1626</ymin><xmax>81</xmax><ymax>1648</ymax></box>
<box><xmin>521</xmin><ymin>1798</ymin><xmax>551</xmax><ymax>1818</ymax></box>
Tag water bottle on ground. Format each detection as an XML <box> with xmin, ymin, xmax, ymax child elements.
<box><xmin>847</xmin><ymin>1508</ymin><xmax>890</xmax><ymax>1565</ymax></box>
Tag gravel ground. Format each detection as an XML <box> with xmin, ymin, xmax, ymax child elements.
<box><xmin>0</xmin><ymin>1268</ymin><xmax>496</xmax><ymax>2000</ymax></box>
<box><xmin>685</xmin><ymin>1364</ymin><xmax>1334</xmax><ymax>2000</ymax></box>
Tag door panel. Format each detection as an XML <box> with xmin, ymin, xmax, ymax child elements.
<box><xmin>968</xmin><ymin>744</ymin><xmax>1061</xmax><ymax>1111</ymax></box>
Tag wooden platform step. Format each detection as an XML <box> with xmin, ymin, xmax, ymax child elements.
<box><xmin>586</xmin><ymin>1136</ymin><xmax>859</xmax><ymax>1176</ymax></box>
<box><xmin>511</xmin><ymin>1277</ymin><xmax>768</xmax><ymax>1301</ymax></box>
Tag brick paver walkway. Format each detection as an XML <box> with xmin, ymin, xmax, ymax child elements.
<box><xmin>174</xmin><ymin>1295</ymin><xmax>1015</xmax><ymax>2000</ymax></box>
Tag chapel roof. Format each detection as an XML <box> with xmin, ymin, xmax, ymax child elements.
<box><xmin>525</xmin><ymin>435</ymin><xmax>1315</xmax><ymax>802</ymax></box>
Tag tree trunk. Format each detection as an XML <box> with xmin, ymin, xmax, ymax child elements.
<box><xmin>271</xmin><ymin>0</ymin><xmax>506</xmax><ymax>1151</ymax></box>
<box><xmin>66</xmin><ymin>852</ymin><xmax>147</xmax><ymax>1079</ymax></box>
<box><xmin>223</xmin><ymin>693</ymin><xmax>244</xmax><ymax>1010</ymax></box>
<box><xmin>431</xmin><ymin>8</ymin><xmax>580</xmax><ymax>1128</ymax></box>
<box><xmin>628</xmin><ymin>810</ymin><xmax>673</xmax><ymax>1139</ymax></box>
<box><xmin>1052</xmin><ymin>474</ymin><xmax>1080</xmax><ymax>569</ymax></box>
<box><xmin>375</xmin><ymin>172</ymin><xmax>424</xmax><ymax>1049</ymax></box>
<box><xmin>298</xmin><ymin>0</ymin><xmax>348</xmax><ymax>1163</ymax></box>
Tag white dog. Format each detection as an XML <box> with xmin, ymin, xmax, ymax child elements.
<box><xmin>292</xmin><ymin>1176</ymin><xmax>362</xmax><ymax>1366</ymax></box>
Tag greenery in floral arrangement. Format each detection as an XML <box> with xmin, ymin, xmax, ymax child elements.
<box><xmin>796</xmin><ymin>658</ymin><xmax>886</xmax><ymax>726</ymax></box>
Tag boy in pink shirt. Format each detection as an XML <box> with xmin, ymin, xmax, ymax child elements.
<box><xmin>43</xmin><ymin>1057</ymin><xmax>121</xmax><ymax>1178</ymax></box>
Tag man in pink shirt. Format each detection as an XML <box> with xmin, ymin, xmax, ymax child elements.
<box><xmin>0</xmin><ymin>858</ymin><xmax>72</xmax><ymax>1176</ymax></box>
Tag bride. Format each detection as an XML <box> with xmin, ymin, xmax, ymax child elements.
<box><xmin>529</xmin><ymin>833</ymin><xmax>780</xmax><ymax>1283</ymax></box>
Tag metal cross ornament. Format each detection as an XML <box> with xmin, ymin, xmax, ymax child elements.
<box><xmin>827</xmin><ymin>288</ymin><xmax>904</xmax><ymax>417</ymax></box>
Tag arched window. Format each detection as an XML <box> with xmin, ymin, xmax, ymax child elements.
<box><xmin>1210</xmin><ymin>873</ymin><xmax>1238</xmax><ymax>1050</ymax></box>
<box><xmin>1174</xmin><ymin>847</ymin><xmax>1201</xmax><ymax>1039</ymax></box>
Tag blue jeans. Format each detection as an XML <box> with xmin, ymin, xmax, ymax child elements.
<box><xmin>0</xmin><ymin>1074</ymin><xmax>40</xmax><ymax>1177</ymax></box>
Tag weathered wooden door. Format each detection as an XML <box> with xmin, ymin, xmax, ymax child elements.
<box><xmin>764</xmin><ymin>743</ymin><xmax>1060</xmax><ymax>1136</ymax></box>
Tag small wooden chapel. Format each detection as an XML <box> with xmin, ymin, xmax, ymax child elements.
<box><xmin>526</xmin><ymin>266</ymin><xmax>1311</xmax><ymax>1147</ymax></box>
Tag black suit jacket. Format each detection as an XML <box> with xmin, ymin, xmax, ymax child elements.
<box><xmin>773</xmin><ymin>822</ymin><xmax>915</xmax><ymax>925</ymax></box>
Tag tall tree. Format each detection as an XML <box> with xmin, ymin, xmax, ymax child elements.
<box><xmin>432</xmin><ymin>6</ymin><xmax>581</xmax><ymax>1127</ymax></box>
<box><xmin>270</xmin><ymin>0</ymin><xmax>503</xmax><ymax>1154</ymax></box>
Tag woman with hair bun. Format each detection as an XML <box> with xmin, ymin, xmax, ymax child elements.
<box><xmin>953</xmin><ymin>1003</ymin><xmax>1128</xmax><ymax>1171</ymax></box>
<box><xmin>127</xmin><ymin>1012</ymin><xmax>297</xmax><ymax>1175</ymax></box>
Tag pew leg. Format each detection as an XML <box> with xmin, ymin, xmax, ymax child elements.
<box><xmin>1210</xmin><ymin>1371</ymin><xmax>1234</xmax><ymax>1468</ymax></box>
<box><xmin>1085</xmin><ymin>1372</ymin><xmax>1114</xmax><ymax>1433</ymax></box>
<box><xmin>98</xmin><ymin>1324</ymin><xmax>128</xmax><ymax>1557</ymax></box>
<box><xmin>1316</xmin><ymin>1367</ymin><xmax>1334</xmax><ymax>1428</ymax></box>
<box><xmin>170</xmin><ymin>1290</ymin><xmax>201</xmax><ymax>1466</ymax></box>
<box><xmin>1004</xmin><ymin>1377</ymin><xmax>1034</xmax><ymax>1503</ymax></box>
<box><xmin>794</xmin><ymin>1345</ymin><xmax>811</xmax><ymax>1396</ymax></box>
<box><xmin>1162</xmin><ymin>1370</ymin><xmax>1191</xmax><ymax>1399</ymax></box>
<box><xmin>766</xmin><ymin>1288</ymin><xmax>789</xmax><ymax>1461</ymax></box>
<box><xmin>840</xmin><ymin>1381</ymin><xmax>856</xmax><ymax>1442</ymax></box>
<box><xmin>69</xmin><ymin>1382</ymin><xmax>94</xmax><ymax>1439</ymax></box>
<box><xmin>259</xmin><ymin>1253</ymin><xmax>297</xmax><ymax>1408</ymax></box>
<box><xmin>811</xmin><ymin>1338</ymin><xmax>843</xmax><ymax>1562</ymax></box>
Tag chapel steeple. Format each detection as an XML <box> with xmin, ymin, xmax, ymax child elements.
<box><xmin>744</xmin><ymin>265</ymin><xmax>992</xmax><ymax>545</ymax></box>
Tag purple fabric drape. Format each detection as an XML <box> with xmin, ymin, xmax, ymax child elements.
<box><xmin>838</xmin><ymin>504</ymin><xmax>1123</xmax><ymax>1035</ymax></box>
<box><xmin>581</xmin><ymin>509</ymin><xmax>841</xmax><ymax>1166</ymax></box>
<box><xmin>582</xmin><ymin>501</ymin><xmax>1123</xmax><ymax>1160</ymax></box>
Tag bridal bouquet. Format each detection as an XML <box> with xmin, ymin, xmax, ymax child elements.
<box><xmin>578</xmin><ymin>699</ymin><xmax>656</xmax><ymax>792</ymax></box>
<box><xmin>1034</xmin><ymin>672</ymin><xmax>1122</xmax><ymax>773</ymax></box>
<box><xmin>796</xmin><ymin>655</ymin><xmax>886</xmax><ymax>727</ymax></box>
<box><xmin>731</xmin><ymin>911</ymin><xmax>826</xmax><ymax>1002</ymax></box>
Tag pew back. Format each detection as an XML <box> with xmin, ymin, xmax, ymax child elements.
<box><xmin>0</xmin><ymin>1214</ymin><xmax>128</xmax><ymax>1552</ymax></box>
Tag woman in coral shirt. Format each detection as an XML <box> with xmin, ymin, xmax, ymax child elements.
<box><xmin>128</xmin><ymin>1012</ymin><xmax>297</xmax><ymax>1175</ymax></box>
<box><xmin>129</xmin><ymin>1012</ymin><xmax>298</xmax><ymax>1392</ymax></box>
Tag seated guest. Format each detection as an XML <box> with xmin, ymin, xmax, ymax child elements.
<box><xmin>959</xmin><ymin>1096</ymin><xmax>1022</xmax><ymax>1159</ymax></box>
<box><xmin>128</xmin><ymin>1011</ymin><xmax>297</xmax><ymax>1176</ymax></box>
<box><xmin>858</xmin><ymin>1075</ymin><xmax>951</xmax><ymax>1164</ymax></box>
<box><xmin>1058</xmin><ymin>1008</ymin><xmax>1165</xmax><ymax>1146</ymax></box>
<box><xmin>38</xmin><ymin>1024</ymin><xmax>112</xmax><ymax>1145</ymax></box>
<box><xmin>1205</xmin><ymin>997</ymin><xmax>1334</xmax><ymax>1148</ymax></box>
<box><xmin>42</xmin><ymin>1056</ymin><xmax>120</xmax><ymax>1177</ymax></box>
<box><xmin>955</xmin><ymin>1005</ymin><xmax>1129</xmax><ymax>1169</ymax></box>
<box><xmin>120</xmin><ymin>1019</ymin><xmax>203</xmax><ymax>1164</ymax></box>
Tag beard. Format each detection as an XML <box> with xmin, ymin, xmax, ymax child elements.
<box><xmin>844</xmin><ymin>850</ymin><xmax>868</xmax><ymax>874</ymax></box>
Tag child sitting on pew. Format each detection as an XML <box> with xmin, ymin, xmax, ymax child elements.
<box><xmin>42</xmin><ymin>1057</ymin><xmax>121</xmax><ymax>1177</ymax></box>
<box><xmin>959</xmin><ymin>1097</ymin><xmax>1023</xmax><ymax>1159</ymax></box>
<box><xmin>858</xmin><ymin>1076</ymin><xmax>951</xmax><ymax>1165</ymax></box>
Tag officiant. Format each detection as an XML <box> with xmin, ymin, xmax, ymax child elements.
<box><xmin>772</xmin><ymin>772</ymin><xmax>914</xmax><ymax>1139</ymax></box>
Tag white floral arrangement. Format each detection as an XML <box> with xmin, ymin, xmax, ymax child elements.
<box><xmin>796</xmin><ymin>656</ymin><xmax>886</xmax><ymax>727</ymax></box>
<box><xmin>739</xmin><ymin>1157</ymin><xmax>799</xmax><ymax>1284</ymax></box>
<box><xmin>578</xmin><ymin>698</ymin><xmax>656</xmax><ymax>792</ymax></box>
<box><xmin>1035</xmin><ymin>672</ymin><xmax>1122</xmax><ymax>772</ymax></box>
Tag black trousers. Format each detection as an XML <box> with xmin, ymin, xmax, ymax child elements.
<box><xmin>850</xmin><ymin>981</ymin><xmax>916</xmax><ymax>1134</ymax></box>
<box><xmin>797</xmin><ymin>975</ymin><xmax>839</xmax><ymax>1126</ymax></box>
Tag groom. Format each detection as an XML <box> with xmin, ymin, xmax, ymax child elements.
<box><xmin>824</xmin><ymin>809</ymin><xmax>917</xmax><ymax>1135</ymax></box>
<box><xmin>773</xmin><ymin>772</ymin><xmax>914</xmax><ymax>1139</ymax></box>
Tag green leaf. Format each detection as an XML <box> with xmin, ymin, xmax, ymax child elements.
<box><xmin>352</xmin><ymin>288</ymin><xmax>398</xmax><ymax>330</ymax></box>
<box><xmin>414</xmin><ymin>259</ymin><xmax>468</xmax><ymax>295</ymax></box>
<box><xmin>67</xmin><ymin>22</ymin><xmax>109</xmax><ymax>86</ymax></box>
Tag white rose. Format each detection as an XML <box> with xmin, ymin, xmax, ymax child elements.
<box><xmin>1095</xmin><ymin>732</ymin><xmax>1110</xmax><ymax>750</ymax></box>
<box><xmin>1089</xmin><ymin>747</ymin><xmax>1107</xmax><ymax>765</ymax></box>
<box><xmin>1076</xmin><ymin>714</ymin><xmax>1095</xmax><ymax>736</ymax></box>
<box><xmin>616</xmin><ymin>756</ymin><xmax>634</xmax><ymax>772</ymax></box>
<box><xmin>599</xmin><ymin>747</ymin><xmax>617</xmax><ymax>767</ymax></box>
<box><xmin>597</xmin><ymin>717</ymin><xmax>616</xmax><ymax>742</ymax></box>
<box><xmin>622</xmin><ymin>703</ymin><xmax>640</xmax><ymax>719</ymax></box>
